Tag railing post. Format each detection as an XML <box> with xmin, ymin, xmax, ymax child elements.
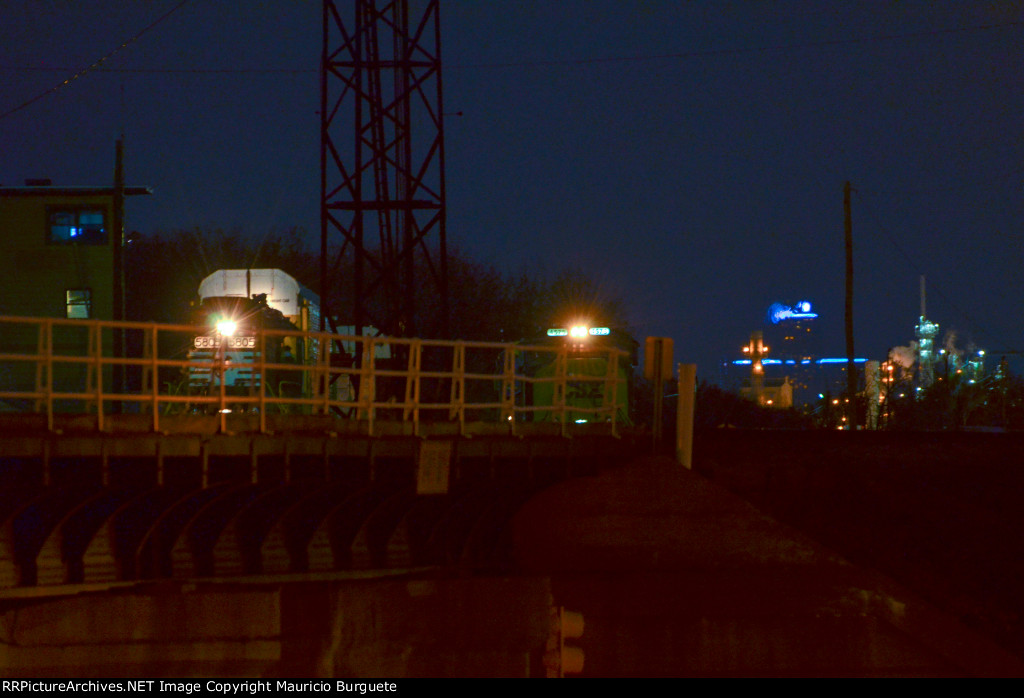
<box><xmin>360</xmin><ymin>336</ymin><xmax>376</xmax><ymax>435</ymax></box>
<box><xmin>318</xmin><ymin>333</ymin><xmax>331</xmax><ymax>416</ymax></box>
<box><xmin>555</xmin><ymin>346</ymin><xmax>568</xmax><ymax>437</ymax></box>
<box><xmin>502</xmin><ymin>345</ymin><xmax>516</xmax><ymax>434</ymax></box>
<box><xmin>33</xmin><ymin>320</ymin><xmax>45</xmax><ymax>414</ymax></box>
<box><xmin>94</xmin><ymin>322</ymin><xmax>104</xmax><ymax>432</ymax></box>
<box><xmin>606</xmin><ymin>349</ymin><xmax>620</xmax><ymax>438</ymax></box>
<box><xmin>45</xmin><ymin>319</ymin><xmax>54</xmax><ymax>432</ymax></box>
<box><xmin>404</xmin><ymin>339</ymin><xmax>421</xmax><ymax>432</ymax></box>
<box><xmin>218</xmin><ymin>342</ymin><xmax>227</xmax><ymax>434</ymax></box>
<box><xmin>258</xmin><ymin>329</ymin><xmax>267</xmax><ymax>434</ymax></box>
<box><xmin>150</xmin><ymin>325</ymin><xmax>160</xmax><ymax>432</ymax></box>
<box><xmin>328</xmin><ymin>334</ymin><xmax>337</xmax><ymax>415</ymax></box>
<box><xmin>449</xmin><ymin>342</ymin><xmax>465</xmax><ymax>435</ymax></box>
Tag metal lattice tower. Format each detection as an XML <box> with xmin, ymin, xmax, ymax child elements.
<box><xmin>320</xmin><ymin>0</ymin><xmax>448</xmax><ymax>338</ymax></box>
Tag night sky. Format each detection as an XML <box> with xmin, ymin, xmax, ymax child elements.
<box><xmin>3</xmin><ymin>1</ymin><xmax>1023</xmax><ymax>383</ymax></box>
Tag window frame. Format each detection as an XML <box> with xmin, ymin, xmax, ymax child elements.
<box><xmin>46</xmin><ymin>206</ymin><xmax>109</xmax><ymax>245</ymax></box>
<box><xmin>65</xmin><ymin>288</ymin><xmax>92</xmax><ymax>319</ymax></box>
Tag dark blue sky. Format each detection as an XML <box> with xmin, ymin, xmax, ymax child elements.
<box><xmin>3</xmin><ymin>1</ymin><xmax>1023</xmax><ymax>382</ymax></box>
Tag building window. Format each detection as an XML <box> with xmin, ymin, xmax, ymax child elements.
<box><xmin>48</xmin><ymin>209</ymin><xmax>107</xmax><ymax>244</ymax></box>
<box><xmin>66</xmin><ymin>289</ymin><xmax>92</xmax><ymax>319</ymax></box>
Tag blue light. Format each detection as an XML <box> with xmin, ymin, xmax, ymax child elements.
<box><xmin>817</xmin><ymin>358</ymin><xmax>868</xmax><ymax>364</ymax></box>
<box><xmin>769</xmin><ymin>301</ymin><xmax>819</xmax><ymax>324</ymax></box>
<box><xmin>732</xmin><ymin>359</ymin><xmax>752</xmax><ymax>365</ymax></box>
<box><xmin>784</xmin><ymin>360</ymin><xmax>796</xmax><ymax>365</ymax></box>
<box><xmin>763</xmin><ymin>359</ymin><xmax>782</xmax><ymax>364</ymax></box>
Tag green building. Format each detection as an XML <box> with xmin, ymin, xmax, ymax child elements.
<box><xmin>0</xmin><ymin>183</ymin><xmax>151</xmax><ymax>321</ymax></box>
<box><xmin>0</xmin><ymin>183</ymin><xmax>151</xmax><ymax>409</ymax></box>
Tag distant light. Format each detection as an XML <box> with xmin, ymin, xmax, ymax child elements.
<box><xmin>769</xmin><ymin>301</ymin><xmax>819</xmax><ymax>324</ymax></box>
<box><xmin>784</xmin><ymin>360</ymin><xmax>796</xmax><ymax>365</ymax></box>
<box><xmin>547</xmin><ymin>328</ymin><xmax>568</xmax><ymax>337</ymax></box>
<box><xmin>763</xmin><ymin>359</ymin><xmax>782</xmax><ymax>364</ymax></box>
<box><xmin>732</xmin><ymin>359</ymin><xmax>752</xmax><ymax>365</ymax></box>
<box><xmin>575</xmin><ymin>419</ymin><xmax>588</xmax><ymax>424</ymax></box>
<box><xmin>817</xmin><ymin>357</ymin><xmax>867</xmax><ymax>364</ymax></box>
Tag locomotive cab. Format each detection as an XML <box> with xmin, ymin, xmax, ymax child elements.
<box><xmin>188</xmin><ymin>294</ymin><xmax>298</xmax><ymax>396</ymax></box>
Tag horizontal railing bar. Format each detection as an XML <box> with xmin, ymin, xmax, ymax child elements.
<box><xmin>0</xmin><ymin>315</ymin><xmax>628</xmax><ymax>435</ymax></box>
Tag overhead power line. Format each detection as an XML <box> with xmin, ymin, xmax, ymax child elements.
<box><xmin>0</xmin><ymin>0</ymin><xmax>191</xmax><ymax>121</ymax></box>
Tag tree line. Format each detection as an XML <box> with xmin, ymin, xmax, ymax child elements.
<box><xmin>124</xmin><ymin>227</ymin><xmax>631</xmax><ymax>345</ymax></box>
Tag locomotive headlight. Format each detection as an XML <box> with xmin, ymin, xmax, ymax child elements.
<box><xmin>569</xmin><ymin>325</ymin><xmax>588</xmax><ymax>338</ymax></box>
<box><xmin>216</xmin><ymin>319</ymin><xmax>237</xmax><ymax>337</ymax></box>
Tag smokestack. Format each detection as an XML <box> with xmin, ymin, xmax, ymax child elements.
<box><xmin>920</xmin><ymin>275</ymin><xmax>926</xmax><ymax>318</ymax></box>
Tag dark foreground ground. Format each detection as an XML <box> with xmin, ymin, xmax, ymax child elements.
<box><xmin>4</xmin><ymin>427</ymin><xmax>1024</xmax><ymax>676</ymax></box>
<box><xmin>693</xmin><ymin>429</ymin><xmax>1024</xmax><ymax>660</ymax></box>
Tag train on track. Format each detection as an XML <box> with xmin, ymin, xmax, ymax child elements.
<box><xmin>186</xmin><ymin>269</ymin><xmax>321</xmax><ymax>401</ymax></box>
<box><xmin>183</xmin><ymin>269</ymin><xmax>633</xmax><ymax>424</ymax></box>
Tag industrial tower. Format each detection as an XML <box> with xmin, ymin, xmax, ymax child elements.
<box><xmin>915</xmin><ymin>275</ymin><xmax>938</xmax><ymax>388</ymax></box>
<box><xmin>319</xmin><ymin>0</ymin><xmax>449</xmax><ymax>339</ymax></box>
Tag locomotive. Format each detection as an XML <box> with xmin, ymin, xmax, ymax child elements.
<box><xmin>523</xmin><ymin>324</ymin><xmax>636</xmax><ymax>425</ymax></box>
<box><xmin>186</xmin><ymin>269</ymin><xmax>320</xmax><ymax>401</ymax></box>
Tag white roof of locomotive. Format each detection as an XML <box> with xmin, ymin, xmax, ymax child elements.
<box><xmin>198</xmin><ymin>269</ymin><xmax>305</xmax><ymax>317</ymax></box>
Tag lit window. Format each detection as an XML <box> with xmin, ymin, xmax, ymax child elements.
<box><xmin>48</xmin><ymin>209</ymin><xmax>107</xmax><ymax>244</ymax></box>
<box><xmin>66</xmin><ymin>289</ymin><xmax>91</xmax><ymax>319</ymax></box>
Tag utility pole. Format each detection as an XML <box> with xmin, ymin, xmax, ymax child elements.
<box><xmin>844</xmin><ymin>181</ymin><xmax>856</xmax><ymax>427</ymax></box>
<box><xmin>112</xmin><ymin>138</ymin><xmax>126</xmax><ymax>407</ymax></box>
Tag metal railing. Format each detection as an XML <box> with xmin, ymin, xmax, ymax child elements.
<box><xmin>0</xmin><ymin>315</ymin><xmax>628</xmax><ymax>436</ymax></box>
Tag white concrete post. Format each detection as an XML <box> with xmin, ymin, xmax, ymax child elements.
<box><xmin>676</xmin><ymin>363</ymin><xmax>696</xmax><ymax>469</ymax></box>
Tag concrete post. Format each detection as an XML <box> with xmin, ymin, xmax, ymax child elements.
<box><xmin>676</xmin><ymin>363</ymin><xmax>696</xmax><ymax>469</ymax></box>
